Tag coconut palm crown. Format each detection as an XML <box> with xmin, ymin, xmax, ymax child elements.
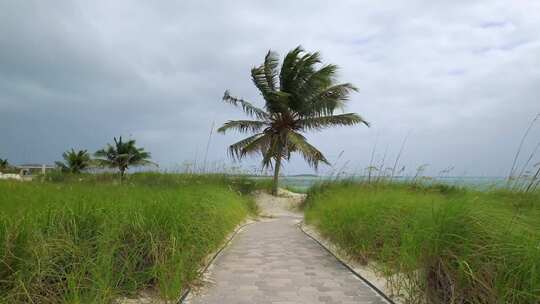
<box><xmin>218</xmin><ymin>46</ymin><xmax>369</xmax><ymax>194</ymax></box>
<box><xmin>55</xmin><ymin>149</ymin><xmax>91</xmax><ymax>174</ymax></box>
<box><xmin>0</xmin><ymin>158</ymin><xmax>8</xmax><ymax>170</ymax></box>
<box><xmin>94</xmin><ymin>136</ymin><xmax>155</xmax><ymax>178</ymax></box>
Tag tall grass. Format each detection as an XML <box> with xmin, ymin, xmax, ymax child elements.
<box><xmin>0</xmin><ymin>173</ymin><xmax>256</xmax><ymax>303</ymax></box>
<box><xmin>304</xmin><ymin>181</ymin><xmax>540</xmax><ymax>304</ymax></box>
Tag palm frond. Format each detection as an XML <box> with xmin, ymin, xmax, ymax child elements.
<box><xmin>289</xmin><ymin>51</ymin><xmax>321</xmax><ymax>90</ymax></box>
<box><xmin>131</xmin><ymin>158</ymin><xmax>158</xmax><ymax>168</ymax></box>
<box><xmin>298</xmin><ymin>113</ymin><xmax>369</xmax><ymax>131</ymax></box>
<box><xmin>57</xmin><ymin>148</ymin><xmax>91</xmax><ymax>173</ymax></box>
<box><xmin>306</xmin><ymin>83</ymin><xmax>358</xmax><ymax>116</ymax></box>
<box><xmin>286</xmin><ymin>131</ymin><xmax>329</xmax><ymax>169</ymax></box>
<box><xmin>279</xmin><ymin>46</ymin><xmax>304</xmax><ymax>91</ymax></box>
<box><xmin>264</xmin><ymin>50</ymin><xmax>279</xmax><ymax>91</ymax></box>
<box><xmin>0</xmin><ymin>159</ymin><xmax>8</xmax><ymax>168</ymax></box>
<box><xmin>260</xmin><ymin>134</ymin><xmax>288</xmax><ymax>169</ymax></box>
<box><xmin>94</xmin><ymin>137</ymin><xmax>154</xmax><ymax>172</ymax></box>
<box><xmin>223</xmin><ymin>91</ymin><xmax>269</xmax><ymax>120</ymax></box>
<box><xmin>239</xmin><ymin>133</ymin><xmax>274</xmax><ymax>161</ymax></box>
<box><xmin>228</xmin><ymin>133</ymin><xmax>265</xmax><ymax>160</ymax></box>
<box><xmin>218</xmin><ymin>120</ymin><xmax>268</xmax><ymax>134</ymax></box>
<box><xmin>94</xmin><ymin>148</ymin><xmax>110</xmax><ymax>159</ymax></box>
<box><xmin>252</xmin><ymin>66</ymin><xmax>272</xmax><ymax>98</ymax></box>
<box><xmin>92</xmin><ymin>158</ymin><xmax>113</xmax><ymax>168</ymax></box>
<box><xmin>280</xmin><ymin>48</ymin><xmax>322</xmax><ymax>98</ymax></box>
<box><xmin>284</xmin><ymin>52</ymin><xmax>324</xmax><ymax>112</ymax></box>
<box><xmin>264</xmin><ymin>91</ymin><xmax>291</xmax><ymax>114</ymax></box>
<box><xmin>54</xmin><ymin>161</ymin><xmax>68</xmax><ymax>171</ymax></box>
<box><xmin>296</xmin><ymin>64</ymin><xmax>338</xmax><ymax>105</ymax></box>
<box><xmin>251</xmin><ymin>50</ymin><xmax>279</xmax><ymax>97</ymax></box>
<box><xmin>261</xmin><ymin>150</ymin><xmax>275</xmax><ymax>169</ymax></box>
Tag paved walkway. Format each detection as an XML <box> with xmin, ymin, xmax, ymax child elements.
<box><xmin>184</xmin><ymin>192</ymin><xmax>388</xmax><ymax>304</ymax></box>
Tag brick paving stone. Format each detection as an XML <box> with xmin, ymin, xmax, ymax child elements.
<box><xmin>185</xmin><ymin>215</ymin><xmax>388</xmax><ymax>304</ymax></box>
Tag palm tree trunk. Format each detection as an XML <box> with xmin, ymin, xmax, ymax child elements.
<box><xmin>272</xmin><ymin>156</ymin><xmax>281</xmax><ymax>196</ymax></box>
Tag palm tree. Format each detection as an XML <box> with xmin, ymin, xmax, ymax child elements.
<box><xmin>94</xmin><ymin>136</ymin><xmax>155</xmax><ymax>178</ymax></box>
<box><xmin>0</xmin><ymin>158</ymin><xmax>9</xmax><ymax>170</ymax></box>
<box><xmin>55</xmin><ymin>149</ymin><xmax>91</xmax><ymax>174</ymax></box>
<box><xmin>218</xmin><ymin>46</ymin><xmax>369</xmax><ymax>195</ymax></box>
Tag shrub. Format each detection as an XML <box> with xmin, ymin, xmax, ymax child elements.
<box><xmin>304</xmin><ymin>182</ymin><xmax>540</xmax><ymax>303</ymax></box>
<box><xmin>0</xmin><ymin>174</ymin><xmax>256</xmax><ymax>303</ymax></box>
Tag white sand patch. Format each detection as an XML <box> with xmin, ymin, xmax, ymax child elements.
<box><xmin>255</xmin><ymin>189</ymin><xmax>306</xmax><ymax>218</ymax></box>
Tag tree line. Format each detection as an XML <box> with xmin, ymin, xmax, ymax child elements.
<box><xmin>54</xmin><ymin>136</ymin><xmax>154</xmax><ymax>177</ymax></box>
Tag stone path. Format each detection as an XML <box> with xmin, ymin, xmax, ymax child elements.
<box><xmin>184</xmin><ymin>192</ymin><xmax>388</xmax><ymax>304</ymax></box>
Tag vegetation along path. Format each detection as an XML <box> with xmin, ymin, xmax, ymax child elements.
<box><xmin>184</xmin><ymin>191</ymin><xmax>388</xmax><ymax>304</ymax></box>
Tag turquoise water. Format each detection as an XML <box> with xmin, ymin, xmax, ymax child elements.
<box><xmin>271</xmin><ymin>176</ymin><xmax>508</xmax><ymax>192</ymax></box>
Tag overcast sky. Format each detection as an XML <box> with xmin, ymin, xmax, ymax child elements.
<box><xmin>1</xmin><ymin>0</ymin><xmax>539</xmax><ymax>176</ymax></box>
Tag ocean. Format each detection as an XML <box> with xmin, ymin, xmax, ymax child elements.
<box><xmin>272</xmin><ymin>175</ymin><xmax>509</xmax><ymax>192</ymax></box>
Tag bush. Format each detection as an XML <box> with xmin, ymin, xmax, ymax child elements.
<box><xmin>304</xmin><ymin>182</ymin><xmax>540</xmax><ymax>304</ymax></box>
<box><xmin>0</xmin><ymin>173</ymin><xmax>256</xmax><ymax>303</ymax></box>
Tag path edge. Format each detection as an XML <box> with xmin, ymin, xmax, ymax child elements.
<box><xmin>178</xmin><ymin>220</ymin><xmax>256</xmax><ymax>303</ymax></box>
<box><xmin>297</xmin><ymin>221</ymin><xmax>397</xmax><ymax>304</ymax></box>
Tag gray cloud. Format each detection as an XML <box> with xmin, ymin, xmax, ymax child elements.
<box><xmin>1</xmin><ymin>0</ymin><xmax>539</xmax><ymax>176</ymax></box>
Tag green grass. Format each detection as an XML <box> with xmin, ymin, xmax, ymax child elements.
<box><xmin>304</xmin><ymin>182</ymin><xmax>540</xmax><ymax>304</ymax></box>
<box><xmin>0</xmin><ymin>173</ymin><xmax>256</xmax><ymax>303</ymax></box>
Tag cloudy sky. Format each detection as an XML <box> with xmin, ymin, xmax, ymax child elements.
<box><xmin>1</xmin><ymin>0</ymin><xmax>539</xmax><ymax>176</ymax></box>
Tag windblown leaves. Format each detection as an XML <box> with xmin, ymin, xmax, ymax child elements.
<box><xmin>222</xmin><ymin>91</ymin><xmax>269</xmax><ymax>120</ymax></box>
<box><xmin>286</xmin><ymin>131</ymin><xmax>329</xmax><ymax>169</ymax></box>
<box><xmin>217</xmin><ymin>120</ymin><xmax>268</xmax><ymax>134</ymax></box>
<box><xmin>220</xmin><ymin>46</ymin><xmax>369</xmax><ymax>171</ymax></box>
<box><xmin>0</xmin><ymin>158</ymin><xmax>9</xmax><ymax>169</ymax></box>
<box><xmin>298</xmin><ymin>113</ymin><xmax>369</xmax><ymax>131</ymax></box>
<box><xmin>94</xmin><ymin>137</ymin><xmax>156</xmax><ymax>174</ymax></box>
<box><xmin>55</xmin><ymin>149</ymin><xmax>91</xmax><ymax>174</ymax></box>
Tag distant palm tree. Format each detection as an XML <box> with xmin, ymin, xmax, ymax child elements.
<box><xmin>94</xmin><ymin>136</ymin><xmax>155</xmax><ymax>178</ymax></box>
<box><xmin>55</xmin><ymin>149</ymin><xmax>91</xmax><ymax>174</ymax></box>
<box><xmin>219</xmin><ymin>46</ymin><xmax>369</xmax><ymax>195</ymax></box>
<box><xmin>0</xmin><ymin>158</ymin><xmax>9</xmax><ymax>170</ymax></box>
